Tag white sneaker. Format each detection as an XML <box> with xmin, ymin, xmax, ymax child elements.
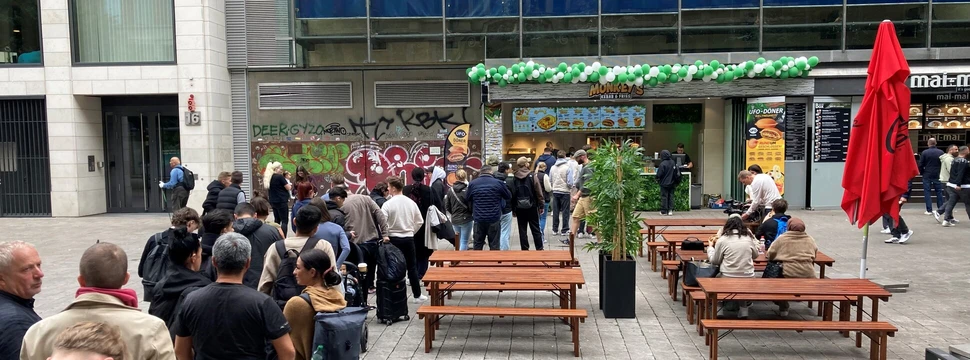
<box><xmin>413</xmin><ymin>295</ymin><xmax>429</xmax><ymax>303</ymax></box>
<box><xmin>738</xmin><ymin>307</ymin><xmax>749</xmax><ymax>319</ymax></box>
<box><xmin>898</xmin><ymin>230</ymin><xmax>913</xmax><ymax>244</ymax></box>
<box><xmin>884</xmin><ymin>237</ymin><xmax>899</xmax><ymax>244</ymax></box>
<box><xmin>934</xmin><ymin>211</ymin><xmax>942</xmax><ymax>223</ymax></box>
<box><xmin>667</xmin><ymin>211</ymin><xmax>674</xmax><ymax>216</ymax></box>
<box><xmin>924</xmin><ymin>211</ymin><xmax>934</xmax><ymax>215</ymax></box>
<box><xmin>943</xmin><ymin>221</ymin><xmax>955</xmax><ymax>227</ymax></box>
<box><xmin>953</xmin><ymin>219</ymin><xmax>961</xmax><ymax>224</ymax></box>
<box><xmin>879</xmin><ymin>228</ymin><xmax>891</xmax><ymax>234</ymax></box>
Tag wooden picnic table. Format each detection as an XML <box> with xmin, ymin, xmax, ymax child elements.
<box><xmin>422</xmin><ymin>267</ymin><xmax>586</xmax><ymax>309</ymax></box>
<box><xmin>428</xmin><ymin>250</ymin><xmax>574</xmax><ymax>268</ymax></box>
<box><xmin>672</xmin><ymin>247</ymin><xmax>835</xmax><ymax>279</ymax></box>
<box><xmin>696</xmin><ymin>278</ymin><xmax>892</xmax><ymax>347</ymax></box>
<box><xmin>640</xmin><ymin>218</ymin><xmax>726</xmax><ymax>257</ymax></box>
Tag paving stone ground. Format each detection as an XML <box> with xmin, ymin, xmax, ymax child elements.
<box><xmin>3</xmin><ymin>206</ymin><xmax>969</xmax><ymax>359</ymax></box>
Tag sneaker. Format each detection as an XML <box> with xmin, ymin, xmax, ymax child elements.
<box><xmin>738</xmin><ymin>307</ymin><xmax>749</xmax><ymax>319</ymax></box>
<box><xmin>924</xmin><ymin>211</ymin><xmax>934</xmax><ymax>215</ymax></box>
<box><xmin>779</xmin><ymin>309</ymin><xmax>789</xmax><ymax>317</ymax></box>
<box><xmin>660</xmin><ymin>211</ymin><xmax>667</xmax><ymax>216</ymax></box>
<box><xmin>898</xmin><ymin>230</ymin><xmax>913</xmax><ymax>244</ymax></box>
<box><xmin>879</xmin><ymin>228</ymin><xmax>892</xmax><ymax>234</ymax></box>
<box><xmin>934</xmin><ymin>211</ymin><xmax>942</xmax><ymax>223</ymax></box>
<box><xmin>884</xmin><ymin>237</ymin><xmax>899</xmax><ymax>244</ymax></box>
<box><xmin>943</xmin><ymin>221</ymin><xmax>955</xmax><ymax>227</ymax></box>
<box><xmin>413</xmin><ymin>295</ymin><xmax>429</xmax><ymax>303</ymax></box>
<box><xmin>667</xmin><ymin>211</ymin><xmax>674</xmax><ymax>216</ymax></box>
<box><xmin>953</xmin><ymin>219</ymin><xmax>961</xmax><ymax>224</ymax></box>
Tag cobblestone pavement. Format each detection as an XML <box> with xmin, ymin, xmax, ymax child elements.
<box><xmin>2</xmin><ymin>206</ymin><xmax>968</xmax><ymax>359</ymax></box>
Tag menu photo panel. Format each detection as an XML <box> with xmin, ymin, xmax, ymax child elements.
<box><xmin>745</xmin><ymin>96</ymin><xmax>786</xmax><ymax>195</ymax></box>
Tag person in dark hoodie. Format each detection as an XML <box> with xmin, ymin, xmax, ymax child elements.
<box><xmin>201</xmin><ymin>172</ymin><xmax>230</xmax><ymax>216</ymax></box>
<box><xmin>919</xmin><ymin>138</ymin><xmax>945</xmax><ymax>215</ymax></box>
<box><xmin>467</xmin><ymin>165</ymin><xmax>511</xmax><ymax>250</ymax></box>
<box><xmin>497</xmin><ymin>161</ymin><xmax>515</xmax><ymax>250</ymax></box>
<box><xmin>534</xmin><ymin>147</ymin><xmax>557</xmax><ymax>173</ymax></box>
<box><xmin>444</xmin><ymin>169</ymin><xmax>474</xmax><ymax>250</ymax></box>
<box><xmin>655</xmin><ymin>150</ymin><xmax>681</xmax><ymax>216</ymax></box>
<box><xmin>325</xmin><ymin>194</ymin><xmax>347</xmax><ymax>228</ymax></box>
<box><xmin>149</xmin><ymin>226</ymin><xmax>212</xmax><ymax>338</ymax></box>
<box><xmin>512</xmin><ymin>157</ymin><xmax>545</xmax><ymax>250</ymax></box>
<box><xmin>138</xmin><ymin>207</ymin><xmax>201</xmax><ymax>301</ymax></box>
<box><xmin>370</xmin><ymin>181</ymin><xmax>388</xmax><ymax>208</ymax></box>
<box><xmin>199</xmin><ymin>209</ymin><xmax>234</xmax><ymax>280</ymax></box>
<box><xmin>403</xmin><ymin>167</ymin><xmax>442</xmax><ymax>278</ymax></box>
<box><xmin>233</xmin><ymin>203</ymin><xmax>284</xmax><ymax>289</ymax></box>
<box><xmin>756</xmin><ymin>199</ymin><xmax>791</xmax><ymax>249</ymax></box>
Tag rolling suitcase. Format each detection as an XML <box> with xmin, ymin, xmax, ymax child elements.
<box><xmin>375</xmin><ymin>279</ymin><xmax>409</xmax><ymax>325</ymax></box>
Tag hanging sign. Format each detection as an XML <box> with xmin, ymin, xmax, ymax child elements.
<box><xmin>745</xmin><ymin>96</ymin><xmax>786</xmax><ymax>195</ymax></box>
<box><xmin>588</xmin><ymin>83</ymin><xmax>645</xmax><ymax>99</ymax></box>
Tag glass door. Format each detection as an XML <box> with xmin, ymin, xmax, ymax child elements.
<box><xmin>105</xmin><ymin>112</ymin><xmax>168</xmax><ymax>212</ymax></box>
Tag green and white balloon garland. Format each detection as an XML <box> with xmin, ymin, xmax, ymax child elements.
<box><xmin>467</xmin><ymin>57</ymin><xmax>820</xmax><ymax>87</ymax></box>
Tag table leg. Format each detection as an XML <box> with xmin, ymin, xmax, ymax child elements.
<box><xmin>856</xmin><ymin>296</ymin><xmax>864</xmax><ymax>347</ymax></box>
<box><xmin>869</xmin><ymin>331</ymin><xmax>879</xmax><ymax>360</ymax></box>
<box><xmin>570</xmin><ymin>284</ymin><xmax>577</xmax><ymax>309</ymax></box>
<box><xmin>840</xmin><ymin>300</ymin><xmax>850</xmax><ymax>337</ymax></box>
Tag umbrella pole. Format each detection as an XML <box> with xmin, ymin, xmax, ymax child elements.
<box><xmin>859</xmin><ymin>223</ymin><xmax>870</xmax><ymax>279</ymax></box>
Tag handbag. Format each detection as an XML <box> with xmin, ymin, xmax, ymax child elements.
<box><xmin>683</xmin><ymin>261</ymin><xmax>719</xmax><ymax>287</ymax></box>
<box><xmin>680</xmin><ymin>237</ymin><xmax>705</xmax><ymax>251</ymax></box>
<box><xmin>762</xmin><ymin>261</ymin><xmax>784</xmax><ymax>278</ymax></box>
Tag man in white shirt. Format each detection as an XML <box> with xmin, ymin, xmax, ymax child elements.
<box><xmin>380</xmin><ymin>176</ymin><xmax>427</xmax><ymax>303</ymax></box>
<box><xmin>738</xmin><ymin>170</ymin><xmax>781</xmax><ymax>223</ymax></box>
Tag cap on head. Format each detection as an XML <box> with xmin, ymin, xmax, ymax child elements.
<box><xmin>573</xmin><ymin>149</ymin><xmax>587</xmax><ymax>159</ymax></box>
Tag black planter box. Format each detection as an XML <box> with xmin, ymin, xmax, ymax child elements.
<box><xmin>602</xmin><ymin>258</ymin><xmax>636</xmax><ymax>318</ymax></box>
<box><xmin>598</xmin><ymin>251</ymin><xmax>609</xmax><ymax>310</ymax></box>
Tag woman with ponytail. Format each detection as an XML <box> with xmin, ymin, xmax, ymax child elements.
<box><xmin>283</xmin><ymin>249</ymin><xmax>347</xmax><ymax>360</ymax></box>
<box><xmin>148</xmin><ymin>226</ymin><xmax>212</xmax><ymax>338</ymax></box>
<box><xmin>264</xmin><ymin>162</ymin><xmax>293</xmax><ymax>236</ymax></box>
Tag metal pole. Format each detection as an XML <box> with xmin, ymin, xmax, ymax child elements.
<box><xmin>927</xmin><ymin>0</ymin><xmax>933</xmax><ymax>49</ymax></box>
<box><xmin>758</xmin><ymin>0</ymin><xmax>764</xmax><ymax>53</ymax></box>
<box><xmin>859</xmin><ymin>223</ymin><xmax>869</xmax><ymax>278</ymax></box>
<box><xmin>677</xmin><ymin>0</ymin><xmax>683</xmax><ymax>55</ymax></box>
<box><xmin>597</xmin><ymin>0</ymin><xmax>602</xmax><ymax>57</ymax></box>
<box><xmin>442</xmin><ymin>0</ymin><xmax>447</xmax><ymax>61</ymax></box>
<box><xmin>366</xmin><ymin>0</ymin><xmax>372</xmax><ymax>62</ymax></box>
<box><xmin>519</xmin><ymin>0</ymin><xmax>523</xmax><ymax>59</ymax></box>
<box><xmin>841</xmin><ymin>0</ymin><xmax>847</xmax><ymax>52</ymax></box>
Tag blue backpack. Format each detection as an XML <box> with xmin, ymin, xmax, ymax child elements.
<box><xmin>766</xmin><ymin>216</ymin><xmax>789</xmax><ymax>249</ymax></box>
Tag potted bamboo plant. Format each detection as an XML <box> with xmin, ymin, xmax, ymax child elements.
<box><xmin>583</xmin><ymin>139</ymin><xmax>645</xmax><ymax>318</ymax></box>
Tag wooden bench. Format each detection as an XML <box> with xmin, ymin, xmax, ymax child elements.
<box><xmin>700</xmin><ymin>319</ymin><xmax>897</xmax><ymax>360</ymax></box>
<box><xmin>443</xmin><ymin>261</ymin><xmax>566</xmax><ymax>267</ymax></box>
<box><xmin>417</xmin><ymin>306</ymin><xmax>588</xmax><ymax>356</ymax></box>
<box><xmin>686</xmin><ymin>291</ymin><xmax>856</xmax><ymax>326</ymax></box>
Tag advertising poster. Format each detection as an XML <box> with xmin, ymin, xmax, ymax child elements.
<box><xmin>513</xmin><ymin>106</ymin><xmax>647</xmax><ymax>132</ymax></box>
<box><xmin>444</xmin><ymin>123</ymin><xmax>471</xmax><ymax>182</ymax></box>
<box><xmin>745</xmin><ymin>96</ymin><xmax>786</xmax><ymax>195</ymax></box>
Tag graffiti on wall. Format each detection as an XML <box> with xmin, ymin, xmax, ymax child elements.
<box><xmin>251</xmin><ymin>107</ymin><xmax>477</xmax><ymax>141</ymax></box>
<box><xmin>251</xmin><ymin>140</ymin><xmax>483</xmax><ymax>195</ymax></box>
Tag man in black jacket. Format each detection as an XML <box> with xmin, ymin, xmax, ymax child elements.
<box><xmin>232</xmin><ymin>203</ymin><xmax>283</xmax><ymax>289</ymax></box>
<box><xmin>655</xmin><ymin>150</ymin><xmax>681</xmax><ymax>216</ymax></box>
<box><xmin>919</xmin><ymin>138</ymin><xmax>945</xmax><ymax>214</ymax></box>
<box><xmin>138</xmin><ymin>207</ymin><xmax>201</xmax><ymax>301</ymax></box>
<box><xmin>497</xmin><ymin>161</ymin><xmax>515</xmax><ymax>250</ymax></box>
<box><xmin>199</xmin><ymin>210</ymin><xmax>234</xmax><ymax>280</ymax></box>
<box><xmin>942</xmin><ymin>146</ymin><xmax>970</xmax><ymax>227</ymax></box>
<box><xmin>215</xmin><ymin>171</ymin><xmax>246</xmax><ymax>211</ymax></box>
<box><xmin>202</xmin><ymin>172</ymin><xmax>231</xmax><ymax>216</ymax></box>
<box><xmin>0</xmin><ymin>241</ymin><xmax>43</xmax><ymax>359</ymax></box>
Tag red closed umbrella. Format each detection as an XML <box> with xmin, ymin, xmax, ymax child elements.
<box><xmin>841</xmin><ymin>20</ymin><xmax>920</xmax><ymax>278</ymax></box>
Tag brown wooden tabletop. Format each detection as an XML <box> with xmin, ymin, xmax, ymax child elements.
<box><xmin>695</xmin><ymin>278</ymin><xmax>891</xmax><ymax>298</ymax></box>
<box><xmin>428</xmin><ymin>250</ymin><xmax>572</xmax><ymax>264</ymax></box>
<box><xmin>423</xmin><ymin>267</ymin><xmax>585</xmax><ymax>285</ymax></box>
<box><xmin>643</xmin><ymin>218</ymin><xmax>727</xmax><ymax>227</ymax></box>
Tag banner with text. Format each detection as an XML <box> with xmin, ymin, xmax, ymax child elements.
<box><xmin>745</xmin><ymin>96</ymin><xmax>786</xmax><ymax>195</ymax></box>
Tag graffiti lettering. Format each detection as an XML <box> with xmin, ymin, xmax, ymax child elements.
<box><xmin>252</xmin><ymin>122</ymin><xmax>359</xmax><ymax>138</ymax></box>
<box><xmin>349</xmin><ymin>107</ymin><xmax>471</xmax><ymax>140</ymax></box>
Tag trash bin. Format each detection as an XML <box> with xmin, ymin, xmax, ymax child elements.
<box><xmin>691</xmin><ymin>184</ymin><xmax>702</xmax><ymax>209</ymax></box>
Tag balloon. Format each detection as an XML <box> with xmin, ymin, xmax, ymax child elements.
<box><xmin>754</xmin><ymin>64</ymin><xmax>764</xmax><ymax>73</ymax></box>
<box><xmin>649</xmin><ymin>67</ymin><xmax>660</xmax><ymax>76</ymax></box>
<box><xmin>477</xmin><ymin>68</ymin><xmax>486</xmax><ymax>77</ymax></box>
<box><xmin>765</xmin><ymin>65</ymin><xmax>776</xmax><ymax>75</ymax></box>
<box><xmin>780</xmin><ymin>71</ymin><xmax>789</xmax><ymax>79</ymax></box>
<box><xmin>688</xmin><ymin>65</ymin><xmax>698</xmax><ymax>75</ymax></box>
<box><xmin>808</xmin><ymin>56</ymin><xmax>819</xmax><ymax>67</ymax></box>
<box><xmin>672</xmin><ymin>64</ymin><xmax>681</xmax><ymax>74</ymax></box>
<box><xmin>716</xmin><ymin>74</ymin><xmax>725</xmax><ymax>84</ymax></box>
<box><xmin>537</xmin><ymin>75</ymin><xmax>546</xmax><ymax>83</ymax></box>
<box><xmin>525</xmin><ymin>65</ymin><xmax>534</xmax><ymax>74</ymax></box>
<box><xmin>502</xmin><ymin>74</ymin><xmax>509</xmax><ymax>81</ymax></box>
<box><xmin>584</xmin><ymin>67</ymin><xmax>594</xmax><ymax>75</ymax></box>
<box><xmin>571</xmin><ymin>69</ymin><xmax>581</xmax><ymax>78</ymax></box>
<box><xmin>566</xmin><ymin>66</ymin><xmax>572</xmax><ymax>73</ymax></box>
<box><xmin>703</xmin><ymin>67</ymin><xmax>714</xmax><ymax>76</ymax></box>
<box><xmin>635</xmin><ymin>77</ymin><xmax>644</xmax><ymax>86</ymax></box>
<box><xmin>684</xmin><ymin>74</ymin><xmax>693</xmax><ymax>82</ymax></box>
<box><xmin>756</xmin><ymin>58</ymin><xmax>766</xmax><ymax>64</ymax></box>
<box><xmin>788</xmin><ymin>68</ymin><xmax>799</xmax><ymax>77</ymax></box>
<box><xmin>599</xmin><ymin>66</ymin><xmax>609</xmax><ymax>75</ymax></box>
<box><xmin>591</xmin><ymin>61</ymin><xmax>601</xmax><ymax>69</ymax></box>
<box><xmin>489</xmin><ymin>67</ymin><xmax>497</xmax><ymax>75</ymax></box>
<box><xmin>663</xmin><ymin>64</ymin><xmax>672</xmax><ymax>74</ymax></box>
<box><xmin>571</xmin><ymin>76</ymin><xmax>580</xmax><ymax>84</ymax></box>
<box><xmin>747</xmin><ymin>70</ymin><xmax>755</xmax><ymax>78</ymax></box>
<box><xmin>564</xmin><ymin>73</ymin><xmax>573</xmax><ymax>83</ymax></box>
<box><xmin>733</xmin><ymin>67</ymin><xmax>743</xmax><ymax>77</ymax></box>
<box><xmin>498</xmin><ymin>66</ymin><xmax>507</xmax><ymax>74</ymax></box>
<box><xmin>804</xmin><ymin>64</ymin><xmax>811</xmax><ymax>71</ymax></box>
<box><xmin>579</xmin><ymin>73</ymin><xmax>587</xmax><ymax>82</ymax></box>
<box><xmin>618</xmin><ymin>73</ymin><xmax>628</xmax><ymax>83</ymax></box>
<box><xmin>511</xmin><ymin>64</ymin><xmax>520</xmax><ymax>73</ymax></box>
<box><xmin>605</xmin><ymin>72</ymin><xmax>616</xmax><ymax>83</ymax></box>
<box><xmin>498</xmin><ymin>79</ymin><xmax>507</xmax><ymax>87</ymax></box>
<box><xmin>634</xmin><ymin>68</ymin><xmax>643</xmax><ymax>77</ymax></box>
<box><xmin>558</xmin><ymin>63</ymin><xmax>567</xmax><ymax>72</ymax></box>
<box><xmin>710</xmin><ymin>60</ymin><xmax>720</xmax><ymax>69</ymax></box>
<box><xmin>678</xmin><ymin>67</ymin><xmax>688</xmax><ymax>78</ymax></box>
<box><xmin>796</xmin><ymin>60</ymin><xmax>806</xmax><ymax>70</ymax></box>
<box><xmin>611</xmin><ymin>66</ymin><xmax>620</xmax><ymax>75</ymax></box>
<box><xmin>538</xmin><ymin>66</ymin><xmax>546</xmax><ymax>73</ymax></box>
<box><xmin>657</xmin><ymin>73</ymin><xmax>668</xmax><ymax>82</ymax></box>
<box><xmin>532</xmin><ymin>70</ymin><xmax>540</xmax><ymax>78</ymax></box>
<box><xmin>590</xmin><ymin>72</ymin><xmax>600</xmax><ymax>82</ymax></box>
<box><xmin>599</xmin><ymin>76</ymin><xmax>608</xmax><ymax>85</ymax></box>
<box><xmin>578</xmin><ymin>63</ymin><xmax>586</xmax><ymax>71</ymax></box>
<box><xmin>745</xmin><ymin>61</ymin><xmax>754</xmax><ymax>71</ymax></box>
<box><xmin>526</xmin><ymin>60</ymin><xmax>535</xmax><ymax>67</ymax></box>
<box><xmin>695</xmin><ymin>60</ymin><xmax>704</xmax><ymax>67</ymax></box>
<box><xmin>702</xmin><ymin>74</ymin><xmax>711</xmax><ymax>82</ymax></box>
<box><xmin>545</xmin><ymin>69</ymin><xmax>554</xmax><ymax>79</ymax></box>
<box><xmin>669</xmin><ymin>74</ymin><xmax>679</xmax><ymax>83</ymax></box>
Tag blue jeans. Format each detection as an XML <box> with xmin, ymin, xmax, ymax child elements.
<box><xmin>924</xmin><ymin>178</ymin><xmax>944</xmax><ymax>212</ymax></box>
<box><xmin>500</xmin><ymin>211</ymin><xmax>513</xmax><ymax>250</ymax></box>
<box><xmin>453</xmin><ymin>221</ymin><xmax>474</xmax><ymax>250</ymax></box>
<box><xmin>538</xmin><ymin>202</ymin><xmax>549</xmax><ymax>242</ymax></box>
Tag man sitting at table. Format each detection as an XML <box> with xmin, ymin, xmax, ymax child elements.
<box><xmin>738</xmin><ymin>170</ymin><xmax>781</xmax><ymax>224</ymax></box>
<box><xmin>756</xmin><ymin>199</ymin><xmax>791</xmax><ymax>249</ymax></box>
<box><xmin>708</xmin><ymin>215</ymin><xmax>759</xmax><ymax>319</ymax></box>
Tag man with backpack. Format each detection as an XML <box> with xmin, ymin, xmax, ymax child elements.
<box><xmin>258</xmin><ymin>205</ymin><xmax>337</xmax><ymax>308</ymax></box>
<box><xmin>233</xmin><ymin>203</ymin><xmax>284</xmax><ymax>289</ymax></box>
<box><xmin>466</xmin><ymin>165</ymin><xmax>511</xmax><ymax>250</ymax></box>
<box><xmin>159</xmin><ymin>157</ymin><xmax>194</xmax><ymax>211</ymax></box>
<box><xmin>138</xmin><ymin>207</ymin><xmax>201</xmax><ymax>302</ymax></box>
<box><xmin>756</xmin><ymin>199</ymin><xmax>791</xmax><ymax>250</ymax></box>
<box><xmin>512</xmin><ymin>157</ymin><xmax>545</xmax><ymax>250</ymax></box>
<box><xmin>496</xmin><ymin>161</ymin><xmax>515</xmax><ymax>250</ymax></box>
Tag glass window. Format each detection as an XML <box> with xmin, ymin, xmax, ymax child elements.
<box><xmin>682</xmin><ymin>0</ymin><xmax>759</xmax><ymax>9</ymax></box>
<box><xmin>931</xmin><ymin>2</ymin><xmax>970</xmax><ymax>47</ymax></box>
<box><xmin>523</xmin><ymin>0</ymin><xmax>597</xmax><ymax>16</ymax></box>
<box><xmin>447</xmin><ymin>18</ymin><xmax>518</xmax><ymax>61</ymax></box>
<box><xmin>522</xmin><ymin>16</ymin><xmax>597</xmax><ymax>57</ymax></box>
<box><xmin>845</xmin><ymin>3</ymin><xmax>927</xmax><ymax>49</ymax></box>
<box><xmin>446</xmin><ymin>0</ymin><xmax>518</xmax><ymax>17</ymax></box>
<box><xmin>371</xmin><ymin>0</ymin><xmax>442</xmax><ymax>17</ymax></box>
<box><xmin>295</xmin><ymin>0</ymin><xmax>365</xmax><ymax>18</ymax></box>
<box><xmin>297</xmin><ymin>19</ymin><xmax>368</xmax><ymax>66</ymax></box>
<box><xmin>0</xmin><ymin>0</ymin><xmax>42</xmax><ymax>64</ymax></box>
<box><xmin>763</xmin><ymin>6</ymin><xmax>843</xmax><ymax>51</ymax></box>
<box><xmin>72</xmin><ymin>0</ymin><xmax>175</xmax><ymax>63</ymax></box>
<box><xmin>603</xmin><ymin>0</ymin><xmax>678</xmax><ymax>13</ymax></box>
<box><xmin>371</xmin><ymin>18</ymin><xmax>443</xmax><ymax>63</ymax></box>
<box><xmin>681</xmin><ymin>9</ymin><xmax>759</xmax><ymax>53</ymax></box>
<box><xmin>602</xmin><ymin>14</ymin><xmax>678</xmax><ymax>55</ymax></box>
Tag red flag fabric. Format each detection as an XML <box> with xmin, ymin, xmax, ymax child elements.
<box><xmin>841</xmin><ymin>20</ymin><xmax>920</xmax><ymax>228</ymax></box>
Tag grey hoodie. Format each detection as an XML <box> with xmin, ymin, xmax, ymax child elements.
<box><xmin>941</xmin><ymin>152</ymin><xmax>955</xmax><ymax>183</ymax></box>
<box><xmin>550</xmin><ymin>158</ymin><xmax>571</xmax><ymax>194</ymax></box>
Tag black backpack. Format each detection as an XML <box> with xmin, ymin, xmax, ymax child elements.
<box><xmin>178</xmin><ymin>166</ymin><xmax>196</xmax><ymax>191</ymax></box>
<box><xmin>272</xmin><ymin>237</ymin><xmax>321</xmax><ymax>309</ymax></box>
<box><xmin>141</xmin><ymin>232</ymin><xmax>169</xmax><ymax>302</ymax></box>
<box><xmin>375</xmin><ymin>242</ymin><xmax>407</xmax><ymax>282</ymax></box>
<box><xmin>514</xmin><ymin>175</ymin><xmax>535</xmax><ymax>209</ymax></box>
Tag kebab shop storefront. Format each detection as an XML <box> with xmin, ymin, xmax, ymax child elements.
<box><xmin>907</xmin><ymin>73</ymin><xmax>970</xmax><ymax>155</ymax></box>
